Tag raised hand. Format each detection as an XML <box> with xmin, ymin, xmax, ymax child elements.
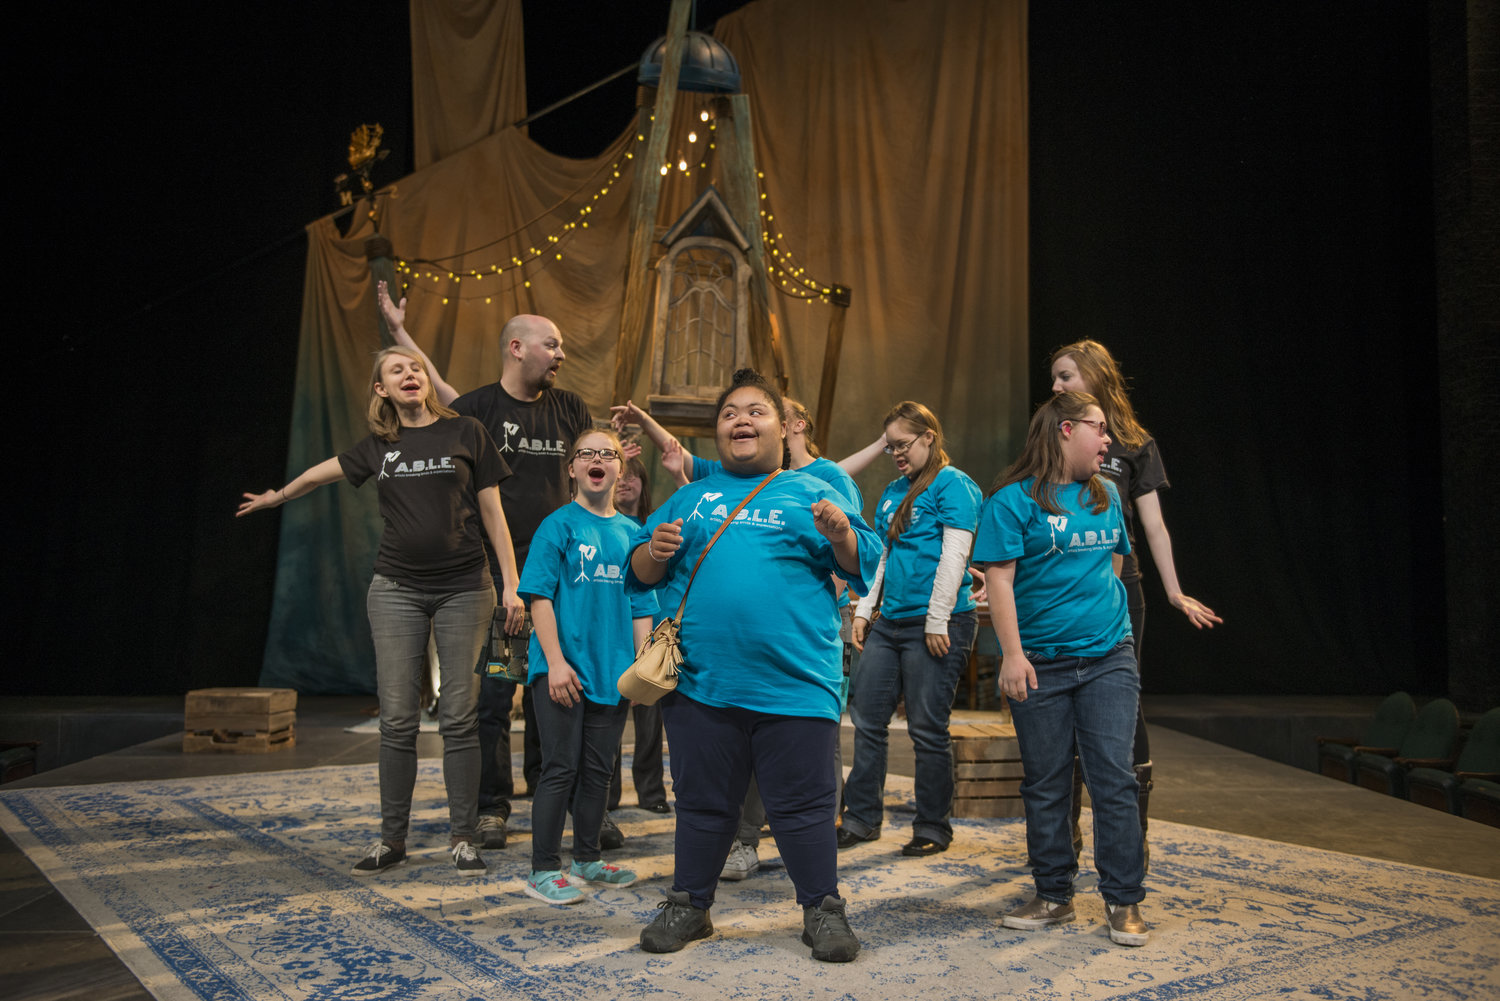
<box><xmin>376</xmin><ymin>280</ymin><xmax>406</xmax><ymax>333</ymax></box>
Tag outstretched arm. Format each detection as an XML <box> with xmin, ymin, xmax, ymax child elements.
<box><xmin>611</xmin><ymin>399</ymin><xmax>695</xmax><ymax>481</ymax></box>
<box><xmin>377</xmin><ymin>280</ymin><xmax>459</xmax><ymax>406</ymax></box>
<box><xmin>1134</xmin><ymin>490</ymin><xmax>1223</xmax><ymax>629</ymax></box>
<box><xmin>837</xmin><ymin>432</ymin><xmax>888</xmax><ymax>476</ymax></box>
<box><xmin>477</xmin><ymin>486</ymin><xmax>526</xmax><ymax>634</ymax></box>
<box><xmin>237</xmin><ymin>457</ymin><xmax>345</xmax><ymax>516</ymax></box>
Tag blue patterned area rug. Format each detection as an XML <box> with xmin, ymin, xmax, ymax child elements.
<box><xmin>2</xmin><ymin>762</ymin><xmax>1497</xmax><ymax>1001</ymax></box>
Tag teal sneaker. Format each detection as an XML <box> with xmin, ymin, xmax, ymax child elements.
<box><xmin>523</xmin><ymin>870</ymin><xmax>584</xmax><ymax>905</ymax></box>
<box><xmin>570</xmin><ymin>859</ymin><xmax>638</xmax><ymax>887</ymax></box>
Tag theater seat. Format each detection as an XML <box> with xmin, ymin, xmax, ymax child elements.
<box><xmin>1406</xmin><ymin>707</ymin><xmax>1500</xmax><ymax>816</ymax></box>
<box><xmin>1315</xmin><ymin>691</ymin><xmax>1416</xmax><ymax>782</ymax></box>
<box><xmin>1353</xmin><ymin>698</ymin><xmax>1460</xmax><ymax>798</ymax></box>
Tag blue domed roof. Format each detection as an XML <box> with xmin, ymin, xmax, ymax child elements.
<box><xmin>638</xmin><ymin>31</ymin><xmax>741</xmax><ymax>94</ymax></box>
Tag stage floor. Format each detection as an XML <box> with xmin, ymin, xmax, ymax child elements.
<box><xmin>2</xmin><ymin>695</ymin><xmax>1496</xmax><ymax>999</ymax></box>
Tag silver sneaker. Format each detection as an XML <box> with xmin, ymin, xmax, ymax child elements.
<box><xmin>476</xmin><ymin>814</ymin><xmax>507</xmax><ymax>850</ymax></box>
<box><xmin>720</xmin><ymin>841</ymin><xmax>760</xmax><ymax>881</ymax></box>
<box><xmin>1105</xmin><ymin>902</ymin><xmax>1149</xmax><ymax>946</ymax></box>
<box><xmin>1002</xmin><ymin>895</ymin><xmax>1075</xmax><ymax>929</ymax></box>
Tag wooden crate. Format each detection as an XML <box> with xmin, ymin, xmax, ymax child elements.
<box><xmin>184</xmin><ymin>687</ymin><xmax>297</xmax><ymax>754</ymax></box>
<box><xmin>952</xmin><ymin>721</ymin><xmax>1025</xmax><ymax>818</ymax></box>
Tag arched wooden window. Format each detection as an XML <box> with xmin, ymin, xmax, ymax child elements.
<box><xmin>647</xmin><ymin>189</ymin><xmax>751</xmax><ymax>433</ymax></box>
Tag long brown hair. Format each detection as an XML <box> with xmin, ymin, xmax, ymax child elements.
<box><xmin>883</xmin><ymin>401</ymin><xmax>950</xmax><ymax>543</ymax></box>
<box><xmin>367</xmin><ymin>347</ymin><xmax>458</xmax><ymax>443</ymax></box>
<box><xmin>993</xmin><ymin>392</ymin><xmax>1112</xmax><ymax>515</ymax></box>
<box><xmin>1049</xmin><ymin>339</ymin><xmax>1149</xmax><ymax>450</ymax></box>
<box><xmin>620</xmin><ymin>454</ymin><xmax>653</xmax><ymax>519</ymax></box>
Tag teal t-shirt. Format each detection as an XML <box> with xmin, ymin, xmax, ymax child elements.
<box><xmin>972</xmin><ymin>477</ymin><xmax>1132</xmax><ymax>659</ymax></box>
<box><xmin>871</xmin><ymin>465</ymin><xmax>982</xmax><ymax>619</ymax></box>
<box><xmin>627</xmin><ymin>468</ymin><xmax>882</xmax><ymax>720</ymax></box>
<box><xmin>519</xmin><ymin>503</ymin><xmax>659</xmax><ymax>703</ymax></box>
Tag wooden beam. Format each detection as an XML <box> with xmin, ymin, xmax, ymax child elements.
<box><xmin>814</xmin><ymin>294</ymin><xmax>851</xmax><ymax>447</ymax></box>
<box><xmin>613</xmin><ymin>0</ymin><xmax>693</xmax><ymax>405</ymax></box>
<box><xmin>719</xmin><ymin>93</ymin><xmax>788</xmax><ymax>391</ymax></box>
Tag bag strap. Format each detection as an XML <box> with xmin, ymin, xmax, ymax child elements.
<box><xmin>670</xmin><ymin>469</ymin><xmax>782</xmax><ymax>623</ymax></box>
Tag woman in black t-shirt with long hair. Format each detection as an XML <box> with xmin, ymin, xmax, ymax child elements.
<box><xmin>1048</xmin><ymin>339</ymin><xmax>1222</xmax><ymax>865</ymax></box>
<box><xmin>239</xmin><ymin>346</ymin><xmax>525</xmax><ymax>877</ymax></box>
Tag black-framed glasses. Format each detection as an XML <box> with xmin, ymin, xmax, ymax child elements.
<box><xmin>573</xmin><ymin>448</ymin><xmax>621</xmax><ymax>461</ymax></box>
<box><xmin>1061</xmin><ymin>418</ymin><xmax>1108</xmax><ymax>437</ymax></box>
<box><xmin>883</xmin><ymin>434</ymin><xmax>928</xmax><ymax>455</ymax></box>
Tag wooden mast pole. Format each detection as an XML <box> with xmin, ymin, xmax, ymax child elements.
<box><xmin>613</xmin><ymin>0</ymin><xmax>692</xmax><ymax>405</ymax></box>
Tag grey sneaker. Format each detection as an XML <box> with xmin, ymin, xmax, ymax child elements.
<box><xmin>640</xmin><ymin>890</ymin><xmax>713</xmax><ymax>953</ymax></box>
<box><xmin>1105</xmin><ymin>902</ymin><xmax>1150</xmax><ymax>946</ymax></box>
<box><xmin>801</xmin><ymin>895</ymin><xmax>859</xmax><ymax>962</ymax></box>
<box><xmin>451</xmin><ymin>840</ymin><xmax>486</xmax><ymax>875</ymax></box>
<box><xmin>720</xmin><ymin>841</ymin><xmax>760</xmax><ymax>881</ymax></box>
<box><xmin>476</xmin><ymin>814</ymin><xmax>508</xmax><ymax>850</ymax></box>
<box><xmin>1002</xmin><ymin>895</ymin><xmax>1075</xmax><ymax>929</ymax></box>
<box><xmin>351</xmin><ymin>841</ymin><xmax>407</xmax><ymax>876</ymax></box>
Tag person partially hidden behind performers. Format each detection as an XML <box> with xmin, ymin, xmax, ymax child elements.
<box><xmin>626</xmin><ymin>368</ymin><xmax>882</xmax><ymax>962</ymax></box>
<box><xmin>238</xmin><ymin>346</ymin><xmax>525</xmax><ymax>878</ymax></box>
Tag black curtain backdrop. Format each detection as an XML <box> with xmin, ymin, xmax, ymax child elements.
<box><xmin>8</xmin><ymin>1</ymin><xmax>1446</xmax><ymax>701</ymax></box>
<box><xmin>1028</xmin><ymin>3</ymin><xmax>1442</xmax><ymax>696</ymax></box>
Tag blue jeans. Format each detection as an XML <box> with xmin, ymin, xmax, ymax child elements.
<box><xmin>530</xmin><ymin>691</ymin><xmax>629</xmax><ymax>872</ymax></box>
<box><xmin>1009</xmin><ymin>640</ymin><xmax>1145</xmax><ymax>906</ymax></box>
<box><xmin>367</xmin><ymin>574</ymin><xmax>493</xmax><ymax>845</ymax></box>
<box><xmin>842</xmin><ymin>611</ymin><xmax>977</xmax><ymax>845</ymax></box>
<box><xmin>662</xmin><ymin>693</ymin><xmax>840</xmax><ymax>909</ymax></box>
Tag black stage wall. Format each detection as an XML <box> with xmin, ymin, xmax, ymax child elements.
<box><xmin>8</xmin><ymin>2</ymin><xmax>1476</xmax><ymax>705</ymax></box>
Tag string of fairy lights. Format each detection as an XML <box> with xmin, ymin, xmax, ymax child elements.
<box><xmin>389</xmin><ymin>108</ymin><xmax>840</xmax><ymax>308</ymax></box>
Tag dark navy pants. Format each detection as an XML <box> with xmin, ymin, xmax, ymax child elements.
<box><xmin>660</xmin><ymin>693</ymin><xmax>840</xmax><ymax>909</ymax></box>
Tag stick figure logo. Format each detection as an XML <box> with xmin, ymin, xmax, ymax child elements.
<box><xmin>1045</xmin><ymin>515</ymin><xmax>1068</xmax><ymax>556</ymax></box>
<box><xmin>379</xmin><ymin>451</ymin><xmax>401</xmax><ymax>480</ymax></box>
<box><xmin>575</xmin><ymin>543</ymin><xmax>597</xmax><ymax>582</ymax></box>
<box><xmin>499</xmin><ymin>422</ymin><xmax>520</xmax><ymax>452</ymax></box>
<box><xmin>689</xmin><ymin>491</ymin><xmax>724</xmax><ymax>521</ymax></box>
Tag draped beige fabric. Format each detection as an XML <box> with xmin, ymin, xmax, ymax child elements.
<box><xmin>410</xmin><ymin>0</ymin><xmax>527</xmax><ymax>168</ymax></box>
<box><xmin>267</xmin><ymin>0</ymin><xmax>1028</xmax><ymax>690</ymax></box>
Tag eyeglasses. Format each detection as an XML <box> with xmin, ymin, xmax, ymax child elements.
<box><xmin>883</xmin><ymin>434</ymin><xmax>927</xmax><ymax>455</ymax></box>
<box><xmin>1061</xmin><ymin>418</ymin><xmax>1108</xmax><ymax>437</ymax></box>
<box><xmin>573</xmin><ymin>448</ymin><xmax>621</xmax><ymax>461</ymax></box>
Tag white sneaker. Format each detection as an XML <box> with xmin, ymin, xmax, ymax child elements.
<box><xmin>720</xmin><ymin>841</ymin><xmax>760</xmax><ymax>881</ymax></box>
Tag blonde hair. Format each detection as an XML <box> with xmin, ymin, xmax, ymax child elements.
<box><xmin>1049</xmin><ymin>339</ymin><xmax>1149</xmax><ymax>450</ymax></box>
<box><xmin>993</xmin><ymin>392</ymin><xmax>1112</xmax><ymax>515</ymax></box>
<box><xmin>883</xmin><ymin>401</ymin><xmax>950</xmax><ymax>543</ymax></box>
<box><xmin>367</xmin><ymin>347</ymin><xmax>457</xmax><ymax>443</ymax></box>
<box><xmin>785</xmin><ymin>398</ymin><xmax>821</xmax><ymax>458</ymax></box>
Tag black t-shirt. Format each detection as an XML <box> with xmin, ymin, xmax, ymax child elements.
<box><xmin>1098</xmin><ymin>437</ymin><xmax>1169</xmax><ymax>584</ymax></box>
<box><xmin>450</xmin><ymin>382</ymin><xmax>593</xmax><ymax>569</ymax></box>
<box><xmin>338</xmin><ymin>417</ymin><xmax>511</xmax><ymax>591</ymax></box>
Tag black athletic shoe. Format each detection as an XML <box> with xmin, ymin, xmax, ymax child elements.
<box><xmin>351</xmin><ymin>841</ymin><xmax>407</xmax><ymax>876</ymax></box>
<box><xmin>802</xmin><ymin>895</ymin><xmax>860</xmax><ymax>962</ymax></box>
<box><xmin>836</xmin><ymin>827</ymin><xmax>878</xmax><ymax>849</ymax></box>
<box><xmin>640</xmin><ymin>890</ymin><xmax>713</xmax><ymax>953</ymax></box>
<box><xmin>600</xmin><ymin>815</ymin><xmax>626</xmax><ymax>850</ymax></box>
<box><xmin>641</xmin><ymin>801</ymin><xmax>672</xmax><ymax>815</ymax></box>
<box><xmin>901</xmin><ymin>837</ymin><xmax>949</xmax><ymax>857</ymax></box>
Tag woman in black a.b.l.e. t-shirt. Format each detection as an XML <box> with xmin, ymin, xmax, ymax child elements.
<box><xmin>238</xmin><ymin>346</ymin><xmax>526</xmax><ymax>879</ymax></box>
